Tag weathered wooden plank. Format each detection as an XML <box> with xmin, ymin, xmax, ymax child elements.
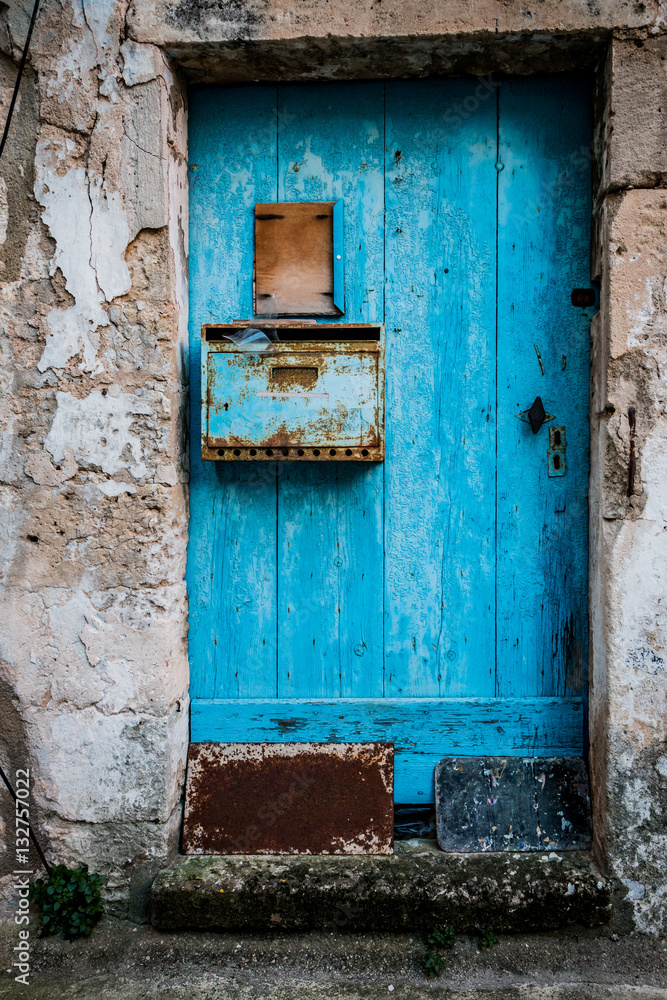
<box><xmin>191</xmin><ymin>697</ymin><xmax>585</xmax><ymax>802</ymax></box>
<box><xmin>496</xmin><ymin>79</ymin><xmax>592</xmax><ymax>698</ymax></box>
<box><xmin>383</xmin><ymin>80</ymin><xmax>498</xmax><ymax>699</ymax></box>
<box><xmin>275</xmin><ymin>83</ymin><xmax>385</xmax><ymax>699</ymax></box>
<box><xmin>187</xmin><ymin>87</ymin><xmax>279</xmax><ymax>699</ymax></box>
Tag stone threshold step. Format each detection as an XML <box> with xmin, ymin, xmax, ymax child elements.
<box><xmin>150</xmin><ymin>841</ymin><xmax>612</xmax><ymax>933</ymax></box>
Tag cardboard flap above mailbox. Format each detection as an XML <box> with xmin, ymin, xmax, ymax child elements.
<box><xmin>201</xmin><ymin>324</ymin><xmax>384</xmax><ymax>462</ymax></box>
<box><xmin>254</xmin><ymin>201</ymin><xmax>344</xmax><ymax>317</ymax></box>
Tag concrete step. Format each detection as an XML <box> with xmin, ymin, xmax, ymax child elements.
<box><xmin>150</xmin><ymin>841</ymin><xmax>612</xmax><ymax>933</ymax></box>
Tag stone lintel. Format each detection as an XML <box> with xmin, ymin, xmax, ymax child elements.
<box><xmin>129</xmin><ymin>0</ymin><xmax>657</xmax><ymax>51</ymax></box>
<box><xmin>157</xmin><ymin>33</ymin><xmax>607</xmax><ymax>86</ymax></box>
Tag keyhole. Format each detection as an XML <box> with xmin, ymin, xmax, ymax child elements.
<box><xmin>553</xmin><ymin>430</ymin><xmax>561</xmax><ymax>446</ymax></box>
<box><xmin>553</xmin><ymin>454</ymin><xmax>561</xmax><ymax>470</ymax></box>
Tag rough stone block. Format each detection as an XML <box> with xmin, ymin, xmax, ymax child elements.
<box><xmin>435</xmin><ymin>757</ymin><xmax>591</xmax><ymax>852</ymax></box>
<box><xmin>120</xmin><ymin>79</ymin><xmax>169</xmax><ymax>242</ymax></box>
<box><xmin>128</xmin><ymin>0</ymin><xmax>658</xmax><ymax>50</ymax></box>
<box><xmin>604</xmin><ymin>189</ymin><xmax>667</xmax><ymax>359</ymax></box>
<box><xmin>29</xmin><ymin>705</ymin><xmax>188</xmax><ymax>825</ymax></box>
<box><xmin>151</xmin><ymin>841</ymin><xmax>612</xmax><ymax>932</ymax></box>
<box><xmin>606</xmin><ymin>37</ymin><xmax>667</xmax><ymax>191</ymax></box>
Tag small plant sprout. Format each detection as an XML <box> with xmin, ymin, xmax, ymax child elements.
<box><xmin>478</xmin><ymin>929</ymin><xmax>499</xmax><ymax>950</ymax></box>
<box><xmin>29</xmin><ymin>864</ymin><xmax>105</xmax><ymax>940</ymax></box>
<box><xmin>428</xmin><ymin>926</ymin><xmax>457</xmax><ymax>950</ymax></box>
<box><xmin>422</xmin><ymin>924</ymin><xmax>457</xmax><ymax>977</ymax></box>
<box><xmin>423</xmin><ymin>949</ymin><xmax>446</xmax><ymax>978</ymax></box>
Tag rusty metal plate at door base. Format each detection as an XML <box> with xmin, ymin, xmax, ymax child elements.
<box><xmin>182</xmin><ymin>743</ymin><xmax>394</xmax><ymax>855</ymax></box>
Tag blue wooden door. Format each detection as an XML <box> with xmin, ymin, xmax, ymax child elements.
<box><xmin>188</xmin><ymin>79</ymin><xmax>593</xmax><ymax>803</ymax></box>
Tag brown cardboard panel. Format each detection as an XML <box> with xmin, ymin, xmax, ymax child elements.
<box><xmin>254</xmin><ymin>202</ymin><xmax>337</xmax><ymax>316</ymax></box>
<box><xmin>182</xmin><ymin>742</ymin><xmax>394</xmax><ymax>855</ymax></box>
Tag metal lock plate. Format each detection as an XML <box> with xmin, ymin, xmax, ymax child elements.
<box><xmin>547</xmin><ymin>426</ymin><xmax>566</xmax><ymax>477</ymax></box>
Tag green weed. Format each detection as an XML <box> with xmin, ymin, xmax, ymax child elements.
<box><xmin>29</xmin><ymin>864</ymin><xmax>105</xmax><ymax>940</ymax></box>
<box><xmin>478</xmin><ymin>929</ymin><xmax>499</xmax><ymax>950</ymax></box>
<box><xmin>422</xmin><ymin>924</ymin><xmax>457</xmax><ymax>977</ymax></box>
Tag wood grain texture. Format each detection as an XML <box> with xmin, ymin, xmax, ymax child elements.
<box><xmin>496</xmin><ymin>79</ymin><xmax>592</xmax><ymax>699</ymax></box>
<box><xmin>383</xmin><ymin>81</ymin><xmax>497</xmax><ymax>699</ymax></box>
<box><xmin>254</xmin><ymin>201</ymin><xmax>337</xmax><ymax>316</ymax></box>
<box><xmin>276</xmin><ymin>83</ymin><xmax>386</xmax><ymax>699</ymax></box>
<box><xmin>187</xmin><ymin>87</ymin><xmax>279</xmax><ymax>700</ymax></box>
<box><xmin>192</xmin><ymin>697</ymin><xmax>585</xmax><ymax>802</ymax></box>
<box><xmin>188</xmin><ymin>79</ymin><xmax>592</xmax><ymax>799</ymax></box>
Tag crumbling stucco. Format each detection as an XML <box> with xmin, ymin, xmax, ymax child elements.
<box><xmin>0</xmin><ymin>0</ymin><xmax>189</xmax><ymax>915</ymax></box>
<box><xmin>0</xmin><ymin>0</ymin><xmax>666</xmax><ymax>932</ymax></box>
<box><xmin>590</xmin><ymin>185</ymin><xmax>667</xmax><ymax>935</ymax></box>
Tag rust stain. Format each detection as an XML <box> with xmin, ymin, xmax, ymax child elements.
<box><xmin>204</xmin><ymin>445</ymin><xmax>381</xmax><ymax>461</ymax></box>
<box><xmin>182</xmin><ymin>742</ymin><xmax>394</xmax><ymax>856</ymax></box>
<box><xmin>570</xmin><ymin>288</ymin><xmax>596</xmax><ymax>308</ymax></box>
<box><xmin>627</xmin><ymin>406</ymin><xmax>636</xmax><ymax>497</ymax></box>
<box><xmin>270</xmin><ymin>366</ymin><xmax>319</xmax><ymax>390</ymax></box>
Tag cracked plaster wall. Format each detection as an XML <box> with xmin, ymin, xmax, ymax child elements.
<box><xmin>0</xmin><ymin>0</ymin><xmax>667</xmax><ymax>932</ymax></box>
<box><xmin>0</xmin><ymin>0</ymin><xmax>189</xmax><ymax>918</ymax></box>
<box><xmin>588</xmin><ymin>36</ymin><xmax>667</xmax><ymax>935</ymax></box>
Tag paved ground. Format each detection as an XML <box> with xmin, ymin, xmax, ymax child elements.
<box><xmin>4</xmin><ymin>981</ymin><xmax>667</xmax><ymax>999</ymax></box>
<box><xmin>1</xmin><ymin>917</ymin><xmax>667</xmax><ymax>998</ymax></box>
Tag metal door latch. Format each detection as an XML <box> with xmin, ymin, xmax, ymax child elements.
<box><xmin>547</xmin><ymin>426</ymin><xmax>566</xmax><ymax>476</ymax></box>
<box><xmin>517</xmin><ymin>396</ymin><xmax>555</xmax><ymax>434</ymax></box>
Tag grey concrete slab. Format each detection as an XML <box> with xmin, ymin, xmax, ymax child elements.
<box><xmin>435</xmin><ymin>758</ymin><xmax>591</xmax><ymax>853</ymax></box>
<box><xmin>3</xmin><ymin>913</ymin><xmax>667</xmax><ymax>999</ymax></box>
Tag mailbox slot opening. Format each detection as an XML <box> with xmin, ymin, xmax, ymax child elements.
<box><xmin>270</xmin><ymin>366</ymin><xmax>320</xmax><ymax>390</ymax></box>
<box><xmin>205</xmin><ymin>324</ymin><xmax>382</xmax><ymax>343</ymax></box>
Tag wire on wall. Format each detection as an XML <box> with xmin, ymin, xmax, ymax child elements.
<box><xmin>0</xmin><ymin>763</ymin><xmax>51</xmax><ymax>874</ymax></box>
<box><xmin>0</xmin><ymin>0</ymin><xmax>40</xmax><ymax>160</ymax></box>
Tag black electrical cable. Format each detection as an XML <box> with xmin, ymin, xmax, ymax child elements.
<box><xmin>0</xmin><ymin>0</ymin><xmax>40</xmax><ymax>160</ymax></box>
<box><xmin>0</xmin><ymin>762</ymin><xmax>51</xmax><ymax>875</ymax></box>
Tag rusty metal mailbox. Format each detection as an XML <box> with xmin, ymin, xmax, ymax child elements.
<box><xmin>201</xmin><ymin>324</ymin><xmax>384</xmax><ymax>461</ymax></box>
